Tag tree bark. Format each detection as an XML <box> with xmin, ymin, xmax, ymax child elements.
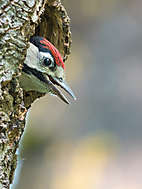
<box><xmin>0</xmin><ymin>0</ymin><xmax>71</xmax><ymax>188</ymax></box>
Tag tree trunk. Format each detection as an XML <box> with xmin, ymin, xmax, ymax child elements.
<box><xmin>0</xmin><ymin>0</ymin><xmax>71</xmax><ymax>188</ymax></box>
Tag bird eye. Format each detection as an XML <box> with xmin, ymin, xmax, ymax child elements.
<box><xmin>43</xmin><ymin>58</ymin><xmax>52</xmax><ymax>67</ymax></box>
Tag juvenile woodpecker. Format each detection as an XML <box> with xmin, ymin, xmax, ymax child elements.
<box><xmin>19</xmin><ymin>36</ymin><xmax>76</xmax><ymax>104</ymax></box>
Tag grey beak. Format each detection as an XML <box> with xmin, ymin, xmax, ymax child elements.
<box><xmin>54</xmin><ymin>78</ymin><xmax>76</xmax><ymax>101</ymax></box>
<box><xmin>48</xmin><ymin>80</ymin><xmax>71</xmax><ymax>104</ymax></box>
<box><xmin>54</xmin><ymin>78</ymin><xmax>76</xmax><ymax>100</ymax></box>
<box><xmin>48</xmin><ymin>76</ymin><xmax>76</xmax><ymax>104</ymax></box>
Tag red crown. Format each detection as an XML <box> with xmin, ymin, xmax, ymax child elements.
<box><xmin>40</xmin><ymin>38</ymin><xmax>65</xmax><ymax>69</ymax></box>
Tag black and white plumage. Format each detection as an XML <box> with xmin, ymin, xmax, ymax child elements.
<box><xmin>19</xmin><ymin>36</ymin><xmax>76</xmax><ymax>104</ymax></box>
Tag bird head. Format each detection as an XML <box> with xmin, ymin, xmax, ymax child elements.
<box><xmin>21</xmin><ymin>36</ymin><xmax>76</xmax><ymax>104</ymax></box>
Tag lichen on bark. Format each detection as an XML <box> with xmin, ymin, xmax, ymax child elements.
<box><xmin>0</xmin><ymin>0</ymin><xmax>72</xmax><ymax>188</ymax></box>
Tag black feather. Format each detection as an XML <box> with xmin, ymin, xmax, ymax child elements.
<box><xmin>30</xmin><ymin>36</ymin><xmax>50</xmax><ymax>53</ymax></box>
<box><xmin>23</xmin><ymin>63</ymin><xmax>48</xmax><ymax>84</ymax></box>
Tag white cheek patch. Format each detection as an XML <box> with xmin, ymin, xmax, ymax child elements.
<box><xmin>40</xmin><ymin>52</ymin><xmax>54</xmax><ymax>63</ymax></box>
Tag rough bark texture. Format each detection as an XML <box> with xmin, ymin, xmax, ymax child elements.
<box><xmin>0</xmin><ymin>0</ymin><xmax>72</xmax><ymax>188</ymax></box>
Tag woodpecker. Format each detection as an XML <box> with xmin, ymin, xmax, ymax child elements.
<box><xmin>19</xmin><ymin>36</ymin><xmax>76</xmax><ymax>104</ymax></box>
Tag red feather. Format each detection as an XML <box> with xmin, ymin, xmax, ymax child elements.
<box><xmin>40</xmin><ymin>38</ymin><xmax>65</xmax><ymax>69</ymax></box>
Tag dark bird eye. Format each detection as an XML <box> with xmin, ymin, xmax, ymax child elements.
<box><xmin>43</xmin><ymin>58</ymin><xmax>52</xmax><ymax>67</ymax></box>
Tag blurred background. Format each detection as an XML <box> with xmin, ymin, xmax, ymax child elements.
<box><xmin>14</xmin><ymin>0</ymin><xmax>142</xmax><ymax>188</ymax></box>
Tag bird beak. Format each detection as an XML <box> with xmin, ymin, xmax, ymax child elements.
<box><xmin>54</xmin><ymin>78</ymin><xmax>76</xmax><ymax>100</ymax></box>
<box><xmin>48</xmin><ymin>76</ymin><xmax>76</xmax><ymax>104</ymax></box>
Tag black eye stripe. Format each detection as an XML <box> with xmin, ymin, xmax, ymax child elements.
<box><xmin>23</xmin><ymin>63</ymin><xmax>48</xmax><ymax>84</ymax></box>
